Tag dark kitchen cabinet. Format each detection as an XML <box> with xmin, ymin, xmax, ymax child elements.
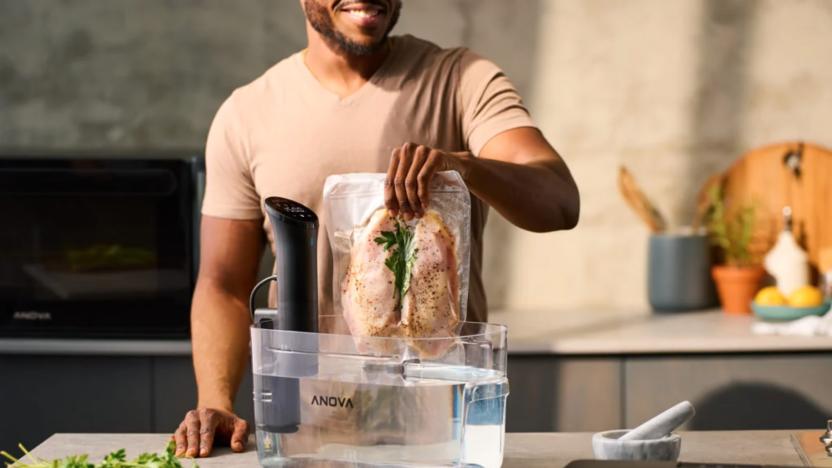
<box><xmin>507</xmin><ymin>355</ymin><xmax>622</xmax><ymax>432</ymax></box>
<box><xmin>4</xmin><ymin>345</ymin><xmax>831</xmax><ymax>451</ymax></box>
<box><xmin>507</xmin><ymin>352</ymin><xmax>832</xmax><ymax>433</ymax></box>
<box><xmin>625</xmin><ymin>354</ymin><xmax>832</xmax><ymax>430</ymax></box>
<box><xmin>0</xmin><ymin>355</ymin><xmax>153</xmax><ymax>452</ymax></box>
<box><xmin>152</xmin><ymin>356</ymin><xmax>254</xmax><ymax>433</ymax></box>
<box><xmin>0</xmin><ymin>352</ymin><xmax>257</xmax><ymax>454</ymax></box>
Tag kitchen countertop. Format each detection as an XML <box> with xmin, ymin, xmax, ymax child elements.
<box><xmin>2</xmin><ymin>310</ymin><xmax>831</xmax><ymax>356</ymax></box>
<box><xmin>0</xmin><ymin>337</ymin><xmax>191</xmax><ymax>355</ymax></box>
<box><xmin>489</xmin><ymin>308</ymin><xmax>832</xmax><ymax>355</ymax></box>
<box><xmin>26</xmin><ymin>431</ymin><xmax>809</xmax><ymax>467</ymax></box>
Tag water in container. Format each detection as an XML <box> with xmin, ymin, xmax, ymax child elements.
<box><xmin>252</xmin><ymin>316</ymin><xmax>509</xmax><ymax>467</ymax></box>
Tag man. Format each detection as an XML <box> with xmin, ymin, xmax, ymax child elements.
<box><xmin>174</xmin><ymin>0</ymin><xmax>579</xmax><ymax>458</ymax></box>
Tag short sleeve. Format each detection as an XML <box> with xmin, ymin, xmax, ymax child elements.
<box><xmin>201</xmin><ymin>93</ymin><xmax>263</xmax><ymax>220</ymax></box>
<box><xmin>457</xmin><ymin>50</ymin><xmax>536</xmax><ymax>156</ymax></box>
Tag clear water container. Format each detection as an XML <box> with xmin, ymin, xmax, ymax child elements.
<box><xmin>251</xmin><ymin>316</ymin><xmax>509</xmax><ymax>467</ymax></box>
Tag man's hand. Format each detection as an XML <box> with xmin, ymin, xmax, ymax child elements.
<box><xmin>387</xmin><ymin>129</ymin><xmax>579</xmax><ymax>232</ymax></box>
<box><xmin>173</xmin><ymin>407</ymin><xmax>249</xmax><ymax>458</ymax></box>
<box><xmin>384</xmin><ymin>142</ymin><xmax>472</xmax><ymax>220</ymax></box>
<box><xmin>181</xmin><ymin>216</ymin><xmax>261</xmax><ymax>458</ymax></box>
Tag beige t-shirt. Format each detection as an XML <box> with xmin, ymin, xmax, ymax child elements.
<box><xmin>202</xmin><ymin>35</ymin><xmax>535</xmax><ymax>323</ymax></box>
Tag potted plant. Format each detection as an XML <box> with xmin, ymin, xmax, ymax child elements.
<box><xmin>705</xmin><ymin>185</ymin><xmax>763</xmax><ymax>314</ymax></box>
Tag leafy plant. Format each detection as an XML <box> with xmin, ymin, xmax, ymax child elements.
<box><xmin>1</xmin><ymin>441</ymin><xmax>194</xmax><ymax>468</ymax></box>
<box><xmin>704</xmin><ymin>184</ymin><xmax>756</xmax><ymax>267</ymax></box>
<box><xmin>374</xmin><ymin>218</ymin><xmax>418</xmax><ymax>309</ymax></box>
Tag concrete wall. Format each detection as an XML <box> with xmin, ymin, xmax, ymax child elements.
<box><xmin>2</xmin><ymin>0</ymin><xmax>831</xmax><ymax>312</ymax></box>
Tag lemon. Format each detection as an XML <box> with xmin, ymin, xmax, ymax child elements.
<box><xmin>754</xmin><ymin>286</ymin><xmax>787</xmax><ymax>306</ymax></box>
<box><xmin>787</xmin><ymin>285</ymin><xmax>824</xmax><ymax>308</ymax></box>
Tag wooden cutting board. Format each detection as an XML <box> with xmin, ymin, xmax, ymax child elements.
<box><xmin>791</xmin><ymin>430</ymin><xmax>832</xmax><ymax>466</ymax></box>
<box><xmin>711</xmin><ymin>141</ymin><xmax>832</xmax><ymax>271</ymax></box>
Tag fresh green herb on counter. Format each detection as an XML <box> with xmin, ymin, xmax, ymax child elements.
<box><xmin>704</xmin><ymin>184</ymin><xmax>756</xmax><ymax>267</ymax></box>
<box><xmin>1</xmin><ymin>441</ymin><xmax>196</xmax><ymax>468</ymax></box>
<box><xmin>374</xmin><ymin>218</ymin><xmax>418</xmax><ymax>309</ymax></box>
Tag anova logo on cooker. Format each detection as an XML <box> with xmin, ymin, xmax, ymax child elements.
<box><xmin>13</xmin><ymin>311</ymin><xmax>52</xmax><ymax>321</ymax></box>
<box><xmin>311</xmin><ymin>395</ymin><xmax>354</xmax><ymax>409</ymax></box>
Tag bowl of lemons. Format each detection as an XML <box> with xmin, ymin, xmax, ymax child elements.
<box><xmin>752</xmin><ymin>285</ymin><xmax>831</xmax><ymax>321</ymax></box>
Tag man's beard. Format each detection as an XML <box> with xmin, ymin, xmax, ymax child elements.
<box><xmin>303</xmin><ymin>0</ymin><xmax>401</xmax><ymax>56</ymax></box>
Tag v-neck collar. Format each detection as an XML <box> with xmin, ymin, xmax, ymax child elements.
<box><xmin>294</xmin><ymin>37</ymin><xmax>401</xmax><ymax>106</ymax></box>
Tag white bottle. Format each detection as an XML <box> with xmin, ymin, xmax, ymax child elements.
<box><xmin>764</xmin><ymin>206</ymin><xmax>808</xmax><ymax>296</ymax></box>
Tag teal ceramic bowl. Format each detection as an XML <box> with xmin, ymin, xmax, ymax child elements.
<box><xmin>752</xmin><ymin>301</ymin><xmax>831</xmax><ymax>321</ymax></box>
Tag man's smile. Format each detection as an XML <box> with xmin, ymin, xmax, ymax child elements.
<box><xmin>337</xmin><ymin>1</ymin><xmax>387</xmax><ymax>28</ymax></box>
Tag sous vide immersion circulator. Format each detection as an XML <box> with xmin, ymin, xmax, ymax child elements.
<box><xmin>250</xmin><ymin>197</ymin><xmax>319</xmax><ymax>435</ymax></box>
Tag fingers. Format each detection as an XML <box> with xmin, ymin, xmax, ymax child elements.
<box><xmin>174</xmin><ymin>408</ymin><xmax>249</xmax><ymax>458</ymax></box>
<box><xmin>174</xmin><ymin>422</ymin><xmax>188</xmax><ymax>457</ymax></box>
<box><xmin>387</xmin><ymin>143</ymin><xmax>441</xmax><ymax>220</ymax></box>
<box><xmin>394</xmin><ymin>143</ymin><xmax>413</xmax><ymax>220</ymax></box>
<box><xmin>199</xmin><ymin>410</ymin><xmax>220</xmax><ymax>457</ymax></box>
<box><xmin>418</xmin><ymin>149</ymin><xmax>443</xmax><ymax>210</ymax></box>
<box><xmin>185</xmin><ymin>410</ymin><xmax>200</xmax><ymax>457</ymax></box>
<box><xmin>406</xmin><ymin>145</ymin><xmax>428</xmax><ymax>216</ymax></box>
<box><xmin>384</xmin><ymin>147</ymin><xmax>400</xmax><ymax>216</ymax></box>
<box><xmin>230</xmin><ymin>418</ymin><xmax>250</xmax><ymax>452</ymax></box>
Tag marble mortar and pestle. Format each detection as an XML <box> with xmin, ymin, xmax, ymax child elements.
<box><xmin>592</xmin><ymin>401</ymin><xmax>696</xmax><ymax>461</ymax></box>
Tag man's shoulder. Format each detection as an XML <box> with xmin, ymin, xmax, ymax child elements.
<box><xmin>228</xmin><ymin>52</ymin><xmax>303</xmax><ymax>107</ymax></box>
<box><xmin>396</xmin><ymin>34</ymin><xmax>470</xmax><ymax>66</ymax></box>
<box><xmin>394</xmin><ymin>34</ymin><xmax>497</xmax><ymax>85</ymax></box>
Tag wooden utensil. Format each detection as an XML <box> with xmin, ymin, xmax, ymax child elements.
<box><xmin>618</xmin><ymin>166</ymin><xmax>667</xmax><ymax>233</ymax></box>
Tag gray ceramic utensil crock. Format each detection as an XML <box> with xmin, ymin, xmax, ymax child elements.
<box><xmin>648</xmin><ymin>232</ymin><xmax>718</xmax><ymax>312</ymax></box>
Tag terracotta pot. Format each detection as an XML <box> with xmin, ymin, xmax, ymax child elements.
<box><xmin>711</xmin><ymin>265</ymin><xmax>764</xmax><ymax>314</ymax></box>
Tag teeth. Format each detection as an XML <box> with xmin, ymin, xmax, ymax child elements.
<box><xmin>347</xmin><ymin>9</ymin><xmax>378</xmax><ymax>18</ymax></box>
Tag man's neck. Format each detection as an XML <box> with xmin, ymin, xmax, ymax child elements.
<box><xmin>304</xmin><ymin>26</ymin><xmax>391</xmax><ymax>98</ymax></box>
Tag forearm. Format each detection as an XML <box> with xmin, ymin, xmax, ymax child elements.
<box><xmin>191</xmin><ymin>279</ymin><xmax>252</xmax><ymax>412</ymax></box>
<box><xmin>458</xmin><ymin>155</ymin><xmax>579</xmax><ymax>232</ymax></box>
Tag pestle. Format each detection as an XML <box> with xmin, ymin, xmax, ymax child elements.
<box><xmin>619</xmin><ymin>401</ymin><xmax>695</xmax><ymax>441</ymax></box>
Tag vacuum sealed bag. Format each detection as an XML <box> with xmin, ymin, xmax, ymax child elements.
<box><xmin>323</xmin><ymin>172</ymin><xmax>471</xmax><ymax>354</ymax></box>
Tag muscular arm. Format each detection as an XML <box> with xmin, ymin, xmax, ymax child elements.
<box><xmin>175</xmin><ymin>215</ymin><xmax>264</xmax><ymax>457</ymax></box>
<box><xmin>192</xmin><ymin>215</ymin><xmax>264</xmax><ymax>409</ymax></box>
<box><xmin>385</xmin><ymin>127</ymin><xmax>579</xmax><ymax>232</ymax></box>
<box><xmin>462</xmin><ymin>127</ymin><xmax>579</xmax><ymax>232</ymax></box>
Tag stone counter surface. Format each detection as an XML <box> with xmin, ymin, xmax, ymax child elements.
<box><xmin>2</xmin><ymin>310</ymin><xmax>831</xmax><ymax>356</ymax></box>
<box><xmin>25</xmin><ymin>431</ymin><xmax>806</xmax><ymax>467</ymax></box>
<box><xmin>490</xmin><ymin>309</ymin><xmax>832</xmax><ymax>354</ymax></box>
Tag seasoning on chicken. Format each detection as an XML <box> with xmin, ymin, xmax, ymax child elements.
<box><xmin>400</xmin><ymin>210</ymin><xmax>460</xmax><ymax>356</ymax></box>
<box><xmin>341</xmin><ymin>208</ymin><xmax>460</xmax><ymax>357</ymax></box>
<box><xmin>341</xmin><ymin>209</ymin><xmax>400</xmax><ymax>341</ymax></box>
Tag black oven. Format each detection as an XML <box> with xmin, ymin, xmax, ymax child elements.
<box><xmin>0</xmin><ymin>155</ymin><xmax>204</xmax><ymax>338</ymax></box>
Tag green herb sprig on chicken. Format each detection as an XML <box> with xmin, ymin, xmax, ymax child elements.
<box><xmin>373</xmin><ymin>218</ymin><xmax>419</xmax><ymax>310</ymax></box>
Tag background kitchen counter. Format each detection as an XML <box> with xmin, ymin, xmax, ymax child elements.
<box><xmin>490</xmin><ymin>309</ymin><xmax>832</xmax><ymax>354</ymax></box>
<box><xmin>3</xmin><ymin>310</ymin><xmax>832</xmax><ymax>449</ymax></box>
<box><xmin>27</xmin><ymin>431</ymin><xmax>807</xmax><ymax>467</ymax></box>
<box><xmin>3</xmin><ymin>309</ymin><xmax>831</xmax><ymax>356</ymax></box>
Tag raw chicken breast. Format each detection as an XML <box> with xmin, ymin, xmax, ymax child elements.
<box><xmin>400</xmin><ymin>210</ymin><xmax>460</xmax><ymax>356</ymax></box>
<box><xmin>341</xmin><ymin>208</ymin><xmax>460</xmax><ymax>357</ymax></box>
<box><xmin>341</xmin><ymin>209</ymin><xmax>400</xmax><ymax>340</ymax></box>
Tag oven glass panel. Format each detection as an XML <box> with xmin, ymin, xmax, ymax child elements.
<box><xmin>0</xmin><ymin>159</ymin><xmax>195</xmax><ymax>337</ymax></box>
